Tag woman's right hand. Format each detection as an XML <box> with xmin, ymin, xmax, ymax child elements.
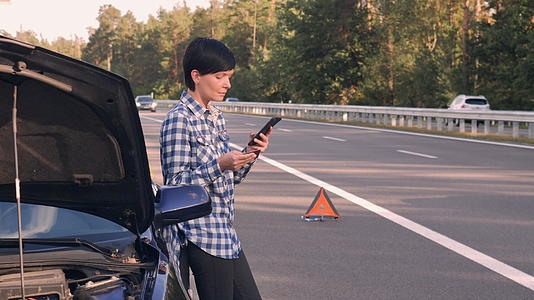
<box><xmin>218</xmin><ymin>150</ymin><xmax>257</xmax><ymax>171</ymax></box>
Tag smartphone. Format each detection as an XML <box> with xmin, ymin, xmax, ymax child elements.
<box><xmin>248</xmin><ymin>117</ymin><xmax>282</xmax><ymax>146</ymax></box>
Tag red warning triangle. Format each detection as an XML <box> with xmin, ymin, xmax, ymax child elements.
<box><xmin>303</xmin><ymin>188</ymin><xmax>340</xmax><ymax>221</ymax></box>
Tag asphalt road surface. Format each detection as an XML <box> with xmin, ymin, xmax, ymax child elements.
<box><xmin>139</xmin><ymin>110</ymin><xmax>534</xmax><ymax>300</ymax></box>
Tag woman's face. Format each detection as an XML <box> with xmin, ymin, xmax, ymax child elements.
<box><xmin>195</xmin><ymin>69</ymin><xmax>234</xmax><ymax>103</ymax></box>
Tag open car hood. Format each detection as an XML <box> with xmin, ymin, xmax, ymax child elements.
<box><xmin>0</xmin><ymin>36</ymin><xmax>154</xmax><ymax>234</ymax></box>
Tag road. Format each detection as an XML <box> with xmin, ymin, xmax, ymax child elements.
<box><xmin>139</xmin><ymin>110</ymin><xmax>534</xmax><ymax>299</ymax></box>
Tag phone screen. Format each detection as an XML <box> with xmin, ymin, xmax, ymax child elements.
<box><xmin>248</xmin><ymin>117</ymin><xmax>282</xmax><ymax>146</ymax></box>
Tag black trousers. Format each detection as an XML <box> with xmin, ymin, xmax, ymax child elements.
<box><xmin>180</xmin><ymin>242</ymin><xmax>262</xmax><ymax>300</ymax></box>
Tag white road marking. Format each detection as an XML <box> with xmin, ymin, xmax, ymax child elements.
<box><xmin>245</xmin><ymin>123</ymin><xmax>256</xmax><ymax>126</ymax></box>
<box><xmin>141</xmin><ymin>114</ymin><xmax>534</xmax><ymax>290</ymax></box>
<box><xmin>279</xmin><ymin>128</ymin><xmax>292</xmax><ymax>132</ymax></box>
<box><xmin>322</xmin><ymin>136</ymin><xmax>346</xmax><ymax>142</ymax></box>
<box><xmin>397</xmin><ymin>150</ymin><xmax>437</xmax><ymax>159</ymax></box>
<box><xmin>228</xmin><ymin>142</ymin><xmax>534</xmax><ymax>291</ymax></box>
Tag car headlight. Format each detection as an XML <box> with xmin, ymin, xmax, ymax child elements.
<box><xmin>151</xmin><ymin>102</ymin><xmax>157</xmax><ymax>108</ymax></box>
<box><xmin>136</xmin><ymin>102</ymin><xmax>141</xmax><ymax>107</ymax></box>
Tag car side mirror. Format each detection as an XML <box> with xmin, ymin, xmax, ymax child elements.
<box><xmin>154</xmin><ymin>185</ymin><xmax>212</xmax><ymax>227</ymax></box>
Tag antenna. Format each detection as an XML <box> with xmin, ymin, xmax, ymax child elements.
<box><xmin>12</xmin><ymin>85</ymin><xmax>26</xmax><ymax>299</ymax></box>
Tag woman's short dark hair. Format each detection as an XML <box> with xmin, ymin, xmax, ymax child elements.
<box><xmin>183</xmin><ymin>37</ymin><xmax>236</xmax><ymax>91</ymax></box>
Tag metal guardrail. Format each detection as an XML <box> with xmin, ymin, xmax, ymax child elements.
<box><xmin>156</xmin><ymin>99</ymin><xmax>178</xmax><ymax>109</ymax></box>
<box><xmin>156</xmin><ymin>100</ymin><xmax>534</xmax><ymax>139</ymax></box>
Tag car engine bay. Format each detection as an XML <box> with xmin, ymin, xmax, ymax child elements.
<box><xmin>0</xmin><ymin>267</ymin><xmax>139</xmax><ymax>300</ymax></box>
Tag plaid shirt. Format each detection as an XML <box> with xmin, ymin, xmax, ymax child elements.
<box><xmin>160</xmin><ymin>91</ymin><xmax>254</xmax><ymax>260</ymax></box>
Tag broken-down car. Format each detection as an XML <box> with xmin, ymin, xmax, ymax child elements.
<box><xmin>0</xmin><ymin>35</ymin><xmax>210</xmax><ymax>300</ymax></box>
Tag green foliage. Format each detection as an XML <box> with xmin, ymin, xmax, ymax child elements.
<box><xmin>262</xmin><ymin>0</ymin><xmax>370</xmax><ymax>104</ymax></box>
<box><xmin>359</xmin><ymin>0</ymin><xmax>459</xmax><ymax>107</ymax></box>
<box><xmin>475</xmin><ymin>0</ymin><xmax>534</xmax><ymax>110</ymax></box>
<box><xmin>82</xmin><ymin>5</ymin><xmax>121</xmax><ymax>70</ymax></box>
<box><xmin>5</xmin><ymin>0</ymin><xmax>532</xmax><ymax>110</ymax></box>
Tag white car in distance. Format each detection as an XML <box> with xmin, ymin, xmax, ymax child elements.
<box><xmin>447</xmin><ymin>95</ymin><xmax>490</xmax><ymax>126</ymax></box>
<box><xmin>448</xmin><ymin>95</ymin><xmax>490</xmax><ymax>111</ymax></box>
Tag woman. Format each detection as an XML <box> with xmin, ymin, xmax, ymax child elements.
<box><xmin>160</xmin><ymin>37</ymin><xmax>269</xmax><ymax>300</ymax></box>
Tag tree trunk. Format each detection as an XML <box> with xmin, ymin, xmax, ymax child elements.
<box><xmin>172</xmin><ymin>48</ymin><xmax>179</xmax><ymax>79</ymax></box>
<box><xmin>462</xmin><ymin>0</ymin><xmax>470</xmax><ymax>91</ymax></box>
<box><xmin>253</xmin><ymin>0</ymin><xmax>257</xmax><ymax>50</ymax></box>
<box><xmin>387</xmin><ymin>26</ymin><xmax>394</xmax><ymax>105</ymax></box>
<box><xmin>210</xmin><ymin>0</ymin><xmax>217</xmax><ymax>38</ymax></box>
<box><xmin>265</xmin><ymin>0</ymin><xmax>277</xmax><ymax>50</ymax></box>
<box><xmin>474</xmin><ymin>0</ymin><xmax>481</xmax><ymax>90</ymax></box>
<box><xmin>107</xmin><ymin>45</ymin><xmax>112</xmax><ymax>71</ymax></box>
<box><xmin>367</xmin><ymin>0</ymin><xmax>374</xmax><ymax>29</ymax></box>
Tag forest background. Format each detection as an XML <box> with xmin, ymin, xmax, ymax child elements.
<box><xmin>2</xmin><ymin>0</ymin><xmax>533</xmax><ymax>110</ymax></box>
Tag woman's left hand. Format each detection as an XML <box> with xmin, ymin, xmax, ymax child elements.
<box><xmin>245</xmin><ymin>126</ymin><xmax>272</xmax><ymax>154</ymax></box>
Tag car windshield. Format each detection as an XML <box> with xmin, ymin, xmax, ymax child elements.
<box><xmin>136</xmin><ymin>96</ymin><xmax>153</xmax><ymax>103</ymax></box>
<box><xmin>0</xmin><ymin>202</ymin><xmax>128</xmax><ymax>239</ymax></box>
<box><xmin>465</xmin><ymin>98</ymin><xmax>487</xmax><ymax>105</ymax></box>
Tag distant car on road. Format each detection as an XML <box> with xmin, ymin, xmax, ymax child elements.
<box><xmin>135</xmin><ymin>95</ymin><xmax>157</xmax><ymax>112</ymax></box>
<box><xmin>448</xmin><ymin>95</ymin><xmax>490</xmax><ymax>111</ymax></box>
<box><xmin>447</xmin><ymin>95</ymin><xmax>490</xmax><ymax>126</ymax></box>
<box><xmin>225</xmin><ymin>97</ymin><xmax>239</xmax><ymax>102</ymax></box>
